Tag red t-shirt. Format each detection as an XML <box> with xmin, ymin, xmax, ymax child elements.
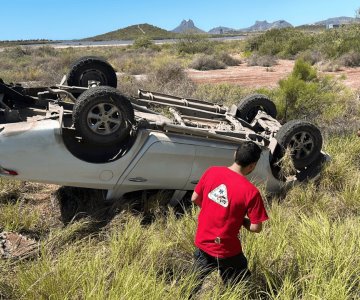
<box><xmin>194</xmin><ymin>166</ymin><xmax>268</xmax><ymax>258</ymax></box>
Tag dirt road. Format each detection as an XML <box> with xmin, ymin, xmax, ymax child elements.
<box><xmin>187</xmin><ymin>60</ymin><xmax>360</xmax><ymax>90</ymax></box>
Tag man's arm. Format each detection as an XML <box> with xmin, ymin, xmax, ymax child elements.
<box><xmin>242</xmin><ymin>217</ymin><xmax>263</xmax><ymax>233</ymax></box>
<box><xmin>191</xmin><ymin>191</ymin><xmax>202</xmax><ymax>207</ymax></box>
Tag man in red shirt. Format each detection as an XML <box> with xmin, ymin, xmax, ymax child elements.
<box><xmin>191</xmin><ymin>141</ymin><xmax>269</xmax><ymax>292</ymax></box>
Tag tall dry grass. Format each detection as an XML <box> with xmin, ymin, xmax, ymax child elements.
<box><xmin>0</xmin><ymin>136</ymin><xmax>359</xmax><ymax>299</ymax></box>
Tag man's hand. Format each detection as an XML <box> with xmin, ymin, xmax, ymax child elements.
<box><xmin>242</xmin><ymin>217</ymin><xmax>262</xmax><ymax>233</ymax></box>
<box><xmin>191</xmin><ymin>191</ymin><xmax>202</xmax><ymax>207</ymax></box>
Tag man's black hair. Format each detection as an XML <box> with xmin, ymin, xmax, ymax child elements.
<box><xmin>235</xmin><ymin>141</ymin><xmax>262</xmax><ymax>167</ymax></box>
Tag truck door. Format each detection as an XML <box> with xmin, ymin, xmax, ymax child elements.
<box><xmin>184</xmin><ymin>145</ymin><xmax>234</xmax><ymax>190</ymax></box>
<box><xmin>123</xmin><ymin>141</ymin><xmax>195</xmax><ymax>190</ymax></box>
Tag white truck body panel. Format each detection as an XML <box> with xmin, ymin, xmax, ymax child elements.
<box><xmin>0</xmin><ymin>118</ymin><xmax>289</xmax><ymax>200</ymax></box>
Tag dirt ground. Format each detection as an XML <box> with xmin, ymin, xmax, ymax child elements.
<box><xmin>186</xmin><ymin>59</ymin><xmax>360</xmax><ymax>90</ymax></box>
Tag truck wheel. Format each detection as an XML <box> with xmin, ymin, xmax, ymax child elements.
<box><xmin>275</xmin><ymin>120</ymin><xmax>323</xmax><ymax>169</ymax></box>
<box><xmin>72</xmin><ymin>86</ymin><xmax>134</xmax><ymax>145</ymax></box>
<box><xmin>52</xmin><ymin>187</ymin><xmax>107</xmax><ymax>225</ymax></box>
<box><xmin>236</xmin><ymin>94</ymin><xmax>277</xmax><ymax>123</ymax></box>
<box><xmin>67</xmin><ymin>56</ymin><xmax>117</xmax><ymax>88</ymax></box>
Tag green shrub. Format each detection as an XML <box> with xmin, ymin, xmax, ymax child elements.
<box><xmin>132</xmin><ymin>36</ymin><xmax>159</xmax><ymax>50</ymax></box>
<box><xmin>246</xmin><ymin>28</ymin><xmax>315</xmax><ymax>58</ymax></box>
<box><xmin>315</xmin><ymin>24</ymin><xmax>360</xmax><ymax>58</ymax></box>
<box><xmin>189</xmin><ymin>54</ymin><xmax>226</xmax><ymax>70</ymax></box>
<box><xmin>175</xmin><ymin>33</ymin><xmax>214</xmax><ymax>54</ymax></box>
<box><xmin>292</xmin><ymin>58</ymin><xmax>317</xmax><ymax>81</ymax></box>
<box><xmin>274</xmin><ymin>59</ymin><xmax>355</xmax><ymax>123</ymax></box>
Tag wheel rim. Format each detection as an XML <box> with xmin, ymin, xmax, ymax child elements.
<box><xmin>288</xmin><ymin>131</ymin><xmax>315</xmax><ymax>160</ymax></box>
<box><xmin>80</xmin><ymin>69</ymin><xmax>107</xmax><ymax>86</ymax></box>
<box><xmin>87</xmin><ymin>102</ymin><xmax>122</xmax><ymax>135</ymax></box>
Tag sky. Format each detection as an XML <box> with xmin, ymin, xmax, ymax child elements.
<box><xmin>0</xmin><ymin>0</ymin><xmax>359</xmax><ymax>40</ymax></box>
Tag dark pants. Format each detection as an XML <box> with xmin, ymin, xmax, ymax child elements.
<box><xmin>191</xmin><ymin>248</ymin><xmax>251</xmax><ymax>295</ymax></box>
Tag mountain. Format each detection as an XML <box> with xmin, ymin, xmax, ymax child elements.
<box><xmin>314</xmin><ymin>16</ymin><xmax>359</xmax><ymax>26</ymax></box>
<box><xmin>86</xmin><ymin>23</ymin><xmax>175</xmax><ymax>41</ymax></box>
<box><xmin>208</xmin><ymin>26</ymin><xmax>236</xmax><ymax>34</ymax></box>
<box><xmin>209</xmin><ymin>20</ymin><xmax>293</xmax><ymax>34</ymax></box>
<box><xmin>172</xmin><ymin>19</ymin><xmax>205</xmax><ymax>33</ymax></box>
<box><xmin>242</xmin><ymin>20</ymin><xmax>293</xmax><ymax>32</ymax></box>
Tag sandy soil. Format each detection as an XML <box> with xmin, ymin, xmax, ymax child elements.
<box><xmin>186</xmin><ymin>59</ymin><xmax>360</xmax><ymax>90</ymax></box>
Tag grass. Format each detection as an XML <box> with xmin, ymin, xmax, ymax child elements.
<box><xmin>0</xmin><ymin>42</ymin><xmax>360</xmax><ymax>299</ymax></box>
<box><xmin>0</xmin><ymin>135</ymin><xmax>359</xmax><ymax>299</ymax></box>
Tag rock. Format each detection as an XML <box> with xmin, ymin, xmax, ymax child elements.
<box><xmin>0</xmin><ymin>232</ymin><xmax>38</xmax><ymax>260</ymax></box>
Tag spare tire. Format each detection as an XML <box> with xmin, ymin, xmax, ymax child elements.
<box><xmin>275</xmin><ymin>120</ymin><xmax>323</xmax><ymax>169</ymax></box>
<box><xmin>72</xmin><ymin>86</ymin><xmax>134</xmax><ymax>145</ymax></box>
<box><xmin>236</xmin><ymin>94</ymin><xmax>277</xmax><ymax>123</ymax></box>
<box><xmin>67</xmin><ymin>56</ymin><xmax>117</xmax><ymax>88</ymax></box>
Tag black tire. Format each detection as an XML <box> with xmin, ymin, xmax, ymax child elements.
<box><xmin>275</xmin><ymin>120</ymin><xmax>323</xmax><ymax>169</ymax></box>
<box><xmin>67</xmin><ymin>56</ymin><xmax>117</xmax><ymax>88</ymax></box>
<box><xmin>236</xmin><ymin>94</ymin><xmax>277</xmax><ymax>123</ymax></box>
<box><xmin>52</xmin><ymin>187</ymin><xmax>107</xmax><ymax>225</ymax></box>
<box><xmin>72</xmin><ymin>86</ymin><xmax>135</xmax><ymax>145</ymax></box>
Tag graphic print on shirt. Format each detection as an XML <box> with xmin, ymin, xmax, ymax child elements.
<box><xmin>208</xmin><ymin>184</ymin><xmax>228</xmax><ymax>207</ymax></box>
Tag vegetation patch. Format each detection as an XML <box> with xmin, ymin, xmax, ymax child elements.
<box><xmin>189</xmin><ymin>54</ymin><xmax>226</xmax><ymax>70</ymax></box>
<box><xmin>247</xmin><ymin>54</ymin><xmax>277</xmax><ymax>67</ymax></box>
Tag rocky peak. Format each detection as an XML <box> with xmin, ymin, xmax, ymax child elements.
<box><xmin>172</xmin><ymin>19</ymin><xmax>205</xmax><ymax>33</ymax></box>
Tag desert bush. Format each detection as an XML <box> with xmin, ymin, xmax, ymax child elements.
<box><xmin>247</xmin><ymin>54</ymin><xmax>277</xmax><ymax>67</ymax></box>
<box><xmin>216</xmin><ymin>52</ymin><xmax>241</xmax><ymax>66</ymax></box>
<box><xmin>175</xmin><ymin>33</ymin><xmax>214</xmax><ymax>55</ymax></box>
<box><xmin>297</xmin><ymin>49</ymin><xmax>323</xmax><ymax>65</ymax></box>
<box><xmin>257</xmin><ymin>39</ymin><xmax>282</xmax><ymax>56</ymax></box>
<box><xmin>4</xmin><ymin>46</ymin><xmax>33</xmax><ymax>58</ymax></box>
<box><xmin>338</xmin><ymin>50</ymin><xmax>360</xmax><ymax>67</ymax></box>
<box><xmin>315</xmin><ymin>24</ymin><xmax>360</xmax><ymax>58</ymax></box>
<box><xmin>316</xmin><ymin>60</ymin><xmax>343</xmax><ymax>72</ymax></box>
<box><xmin>292</xmin><ymin>58</ymin><xmax>317</xmax><ymax>81</ymax></box>
<box><xmin>152</xmin><ymin>61</ymin><xmax>187</xmax><ymax>83</ymax></box>
<box><xmin>116</xmin><ymin>55</ymin><xmax>151</xmax><ymax>75</ymax></box>
<box><xmin>212</xmin><ymin>39</ymin><xmax>246</xmax><ymax>55</ymax></box>
<box><xmin>189</xmin><ymin>54</ymin><xmax>226</xmax><ymax>70</ymax></box>
<box><xmin>246</xmin><ymin>28</ymin><xmax>315</xmax><ymax>58</ymax></box>
<box><xmin>274</xmin><ymin>59</ymin><xmax>357</xmax><ymax>123</ymax></box>
<box><xmin>144</xmin><ymin>60</ymin><xmax>196</xmax><ymax>96</ymax></box>
<box><xmin>132</xmin><ymin>36</ymin><xmax>160</xmax><ymax>51</ymax></box>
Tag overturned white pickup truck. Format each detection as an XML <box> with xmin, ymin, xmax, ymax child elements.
<box><xmin>0</xmin><ymin>56</ymin><xmax>328</xmax><ymax>205</ymax></box>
